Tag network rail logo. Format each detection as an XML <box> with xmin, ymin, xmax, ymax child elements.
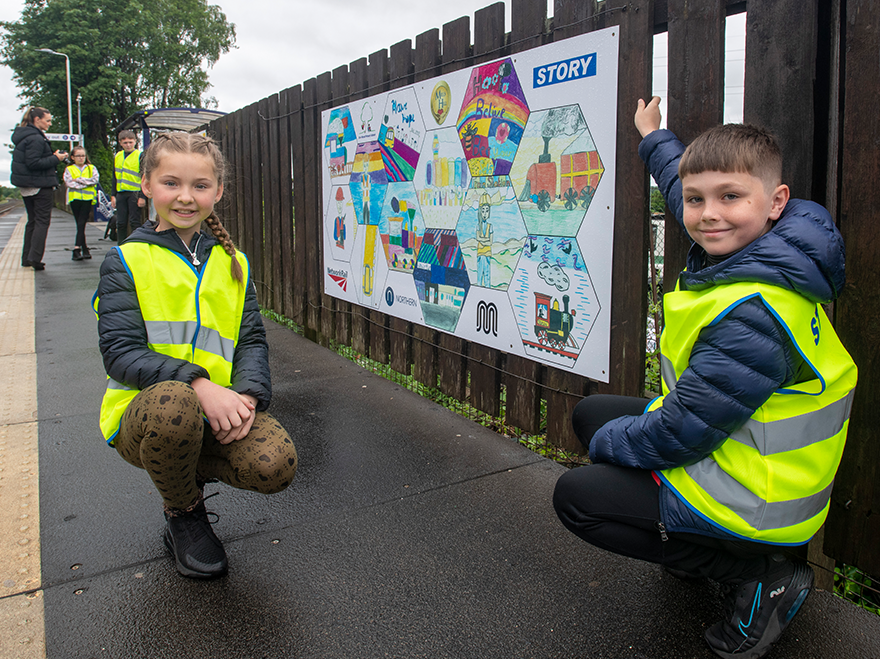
<box><xmin>533</xmin><ymin>53</ymin><xmax>597</xmax><ymax>88</ymax></box>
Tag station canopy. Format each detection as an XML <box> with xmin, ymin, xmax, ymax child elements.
<box><xmin>115</xmin><ymin>107</ymin><xmax>226</xmax><ymax>147</ymax></box>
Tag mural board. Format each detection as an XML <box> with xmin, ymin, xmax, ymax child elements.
<box><xmin>322</xmin><ymin>28</ymin><xmax>619</xmax><ymax>382</ymax></box>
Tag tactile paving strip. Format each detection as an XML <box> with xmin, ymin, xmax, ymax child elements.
<box><xmin>0</xmin><ymin>213</ymin><xmax>45</xmax><ymax>659</ymax></box>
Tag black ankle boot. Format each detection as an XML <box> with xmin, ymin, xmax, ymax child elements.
<box><xmin>72</xmin><ymin>248</ymin><xmax>83</xmax><ymax>261</ymax></box>
<box><xmin>163</xmin><ymin>493</ymin><xmax>227</xmax><ymax>578</ymax></box>
<box><xmin>82</xmin><ymin>246</ymin><xmax>92</xmax><ymax>259</ymax></box>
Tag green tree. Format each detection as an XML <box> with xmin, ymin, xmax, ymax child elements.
<box><xmin>1</xmin><ymin>0</ymin><xmax>235</xmax><ymax>180</ymax></box>
<box><xmin>650</xmin><ymin>186</ymin><xmax>666</xmax><ymax>215</ymax></box>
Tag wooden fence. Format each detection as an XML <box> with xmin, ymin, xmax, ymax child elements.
<box><xmin>207</xmin><ymin>0</ymin><xmax>880</xmax><ymax>576</ymax></box>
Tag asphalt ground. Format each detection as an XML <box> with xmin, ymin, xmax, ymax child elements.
<box><xmin>1</xmin><ymin>205</ymin><xmax>878</xmax><ymax>658</ymax></box>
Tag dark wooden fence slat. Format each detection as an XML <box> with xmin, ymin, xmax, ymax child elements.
<box><xmin>346</xmin><ymin>57</ymin><xmax>371</xmax><ymax>356</ymax></box>
<box><xmin>233</xmin><ymin>106</ymin><xmax>246</xmax><ymax>246</ymax></box>
<box><xmin>278</xmin><ymin>85</ymin><xmax>296</xmax><ymax>320</ymax></box>
<box><xmin>246</xmin><ymin>103</ymin><xmax>265</xmax><ymax>305</ymax></box>
<box><xmin>552</xmin><ymin>0</ymin><xmax>596</xmax><ymax>41</ymax></box>
<box><xmin>330</xmin><ymin>65</ymin><xmax>353</xmax><ymax>347</ymax></box>
<box><xmin>387</xmin><ymin>40</ymin><xmax>415</xmax><ymax>375</ymax></box>
<box><xmin>511</xmin><ymin>0</ymin><xmax>546</xmax><ymax>53</ymax></box>
<box><xmin>823</xmin><ymin>0</ymin><xmax>880</xmax><ymax>577</ymax></box>
<box><xmin>544</xmin><ymin>368</ymin><xmax>594</xmax><ymax>452</ymax></box>
<box><xmin>315</xmin><ymin>71</ymin><xmax>335</xmax><ymax>347</ymax></box>
<box><xmin>301</xmin><ymin>78</ymin><xmax>321</xmax><ymax>340</ymax></box>
<box><xmin>436</xmin><ymin>15</ymin><xmax>471</xmax><ymax>400</ymax></box>
<box><xmin>366</xmin><ymin>49</ymin><xmax>391</xmax><ymax>364</ymax></box>
<box><xmin>267</xmin><ymin>93</ymin><xmax>284</xmax><ymax>313</ymax></box>
<box><xmin>595</xmin><ymin>0</ymin><xmax>652</xmax><ymax>399</ymax></box>
<box><xmin>258</xmin><ymin>96</ymin><xmax>275</xmax><ymax>313</ymax></box>
<box><xmin>743</xmin><ymin>0</ymin><xmax>818</xmax><ymax>200</ymax></box>
<box><xmin>663</xmin><ymin>0</ymin><xmax>725</xmax><ymax>313</ymax></box>
<box><xmin>465</xmin><ymin>3</ymin><xmax>506</xmax><ymax>417</ymax></box>
<box><xmin>289</xmin><ymin>86</ymin><xmax>307</xmax><ymax>326</ymax></box>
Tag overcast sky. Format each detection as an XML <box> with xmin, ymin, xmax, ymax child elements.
<box><xmin>0</xmin><ymin>0</ymin><xmax>744</xmax><ymax>184</ymax></box>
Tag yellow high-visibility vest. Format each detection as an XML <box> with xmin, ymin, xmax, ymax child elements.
<box><xmin>66</xmin><ymin>164</ymin><xmax>97</xmax><ymax>202</ymax></box>
<box><xmin>651</xmin><ymin>281</ymin><xmax>857</xmax><ymax>545</ymax></box>
<box><xmin>114</xmin><ymin>150</ymin><xmax>141</xmax><ymax>192</ymax></box>
<box><xmin>95</xmin><ymin>242</ymin><xmax>249</xmax><ymax>444</ymax></box>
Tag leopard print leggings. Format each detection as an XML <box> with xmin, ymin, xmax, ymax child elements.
<box><xmin>114</xmin><ymin>381</ymin><xmax>298</xmax><ymax>510</ymax></box>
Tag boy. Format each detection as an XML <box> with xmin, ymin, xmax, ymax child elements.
<box><xmin>553</xmin><ymin>97</ymin><xmax>857</xmax><ymax>659</ymax></box>
<box><xmin>111</xmin><ymin>130</ymin><xmax>146</xmax><ymax>243</ymax></box>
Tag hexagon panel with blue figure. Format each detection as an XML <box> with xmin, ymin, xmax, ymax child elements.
<box><xmin>414</xmin><ymin>127</ymin><xmax>469</xmax><ymax>231</ymax></box>
<box><xmin>378</xmin><ymin>88</ymin><xmax>426</xmax><ymax>182</ymax></box>
<box><xmin>509</xmin><ymin>105</ymin><xmax>604</xmax><ymax>237</ymax></box>
<box><xmin>323</xmin><ymin>106</ymin><xmax>357</xmax><ymax>184</ymax></box>
<box><xmin>324</xmin><ymin>184</ymin><xmax>358</xmax><ymax>265</ymax></box>
<box><xmin>349</xmin><ymin>140</ymin><xmax>389</xmax><ymax>228</ymax></box>
<box><xmin>379</xmin><ymin>182</ymin><xmax>424</xmax><ymax>273</ymax></box>
<box><xmin>508</xmin><ymin>235</ymin><xmax>601</xmax><ymax>369</ymax></box>
<box><xmin>413</xmin><ymin>229</ymin><xmax>471</xmax><ymax>333</ymax></box>
<box><xmin>457</xmin><ymin>58</ymin><xmax>530</xmax><ymax>178</ymax></box>
<box><xmin>455</xmin><ymin>176</ymin><xmax>526</xmax><ymax>292</ymax></box>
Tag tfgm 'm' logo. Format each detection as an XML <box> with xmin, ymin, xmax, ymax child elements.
<box><xmin>476</xmin><ymin>301</ymin><xmax>498</xmax><ymax>336</ymax></box>
<box><xmin>385</xmin><ymin>287</ymin><xmax>394</xmax><ymax>307</ymax></box>
<box><xmin>533</xmin><ymin>53</ymin><xmax>597</xmax><ymax>88</ymax></box>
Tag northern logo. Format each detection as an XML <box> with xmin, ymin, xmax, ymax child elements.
<box><xmin>533</xmin><ymin>53</ymin><xmax>597</xmax><ymax>89</ymax></box>
<box><xmin>385</xmin><ymin>287</ymin><xmax>395</xmax><ymax>307</ymax></box>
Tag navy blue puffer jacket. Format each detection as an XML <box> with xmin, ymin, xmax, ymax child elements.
<box><xmin>96</xmin><ymin>224</ymin><xmax>272</xmax><ymax>411</ymax></box>
<box><xmin>589</xmin><ymin>130</ymin><xmax>847</xmax><ymax>539</ymax></box>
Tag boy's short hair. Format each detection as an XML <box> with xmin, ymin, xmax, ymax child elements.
<box><xmin>679</xmin><ymin>124</ymin><xmax>782</xmax><ymax>188</ymax></box>
<box><xmin>117</xmin><ymin>129</ymin><xmax>137</xmax><ymax>142</ymax></box>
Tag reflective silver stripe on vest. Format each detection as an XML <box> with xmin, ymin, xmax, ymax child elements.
<box><xmin>145</xmin><ymin>320</ymin><xmax>198</xmax><ymax>346</ymax></box>
<box><xmin>118</xmin><ymin>167</ymin><xmax>139</xmax><ymax>176</ymax></box>
<box><xmin>106</xmin><ymin>378</ymin><xmax>131</xmax><ymax>391</ymax></box>
<box><xmin>684</xmin><ymin>459</ymin><xmax>834</xmax><ymax>530</ymax></box>
<box><xmin>661</xmin><ymin>354</ymin><xmax>677</xmax><ymax>392</ymax></box>
<box><xmin>729</xmin><ymin>390</ymin><xmax>854</xmax><ymax>455</ymax></box>
<box><xmin>195</xmin><ymin>327</ymin><xmax>235</xmax><ymax>363</ymax></box>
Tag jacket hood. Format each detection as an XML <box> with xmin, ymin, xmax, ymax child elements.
<box><xmin>12</xmin><ymin>124</ymin><xmax>45</xmax><ymax>145</ymax></box>
<box><xmin>682</xmin><ymin>199</ymin><xmax>846</xmax><ymax>304</ymax></box>
<box><xmin>122</xmin><ymin>222</ymin><xmax>222</xmax><ymax>263</ymax></box>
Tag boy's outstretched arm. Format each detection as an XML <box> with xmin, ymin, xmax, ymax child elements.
<box><xmin>634</xmin><ymin>96</ymin><xmax>662</xmax><ymax>138</ymax></box>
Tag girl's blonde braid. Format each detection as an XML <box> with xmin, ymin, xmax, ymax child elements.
<box><xmin>204</xmin><ymin>212</ymin><xmax>244</xmax><ymax>283</ymax></box>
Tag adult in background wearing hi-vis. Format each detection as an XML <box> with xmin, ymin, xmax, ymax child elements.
<box><xmin>111</xmin><ymin>129</ymin><xmax>145</xmax><ymax>243</ymax></box>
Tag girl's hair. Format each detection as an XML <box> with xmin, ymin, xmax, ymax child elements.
<box><xmin>143</xmin><ymin>132</ymin><xmax>243</xmax><ymax>284</ymax></box>
<box><xmin>70</xmin><ymin>145</ymin><xmax>91</xmax><ymax>165</ymax></box>
<box><xmin>20</xmin><ymin>106</ymin><xmax>50</xmax><ymax>127</ymax></box>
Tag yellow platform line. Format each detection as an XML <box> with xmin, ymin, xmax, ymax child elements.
<box><xmin>0</xmin><ymin>211</ymin><xmax>45</xmax><ymax>658</ymax></box>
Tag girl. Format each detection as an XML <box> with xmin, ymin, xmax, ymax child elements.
<box><xmin>94</xmin><ymin>132</ymin><xmax>298</xmax><ymax>579</ymax></box>
<box><xmin>63</xmin><ymin>146</ymin><xmax>99</xmax><ymax>260</ymax></box>
<box><xmin>11</xmin><ymin>106</ymin><xmax>68</xmax><ymax>270</ymax></box>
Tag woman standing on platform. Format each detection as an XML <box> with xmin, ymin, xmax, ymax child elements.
<box><xmin>11</xmin><ymin>106</ymin><xmax>67</xmax><ymax>271</ymax></box>
<box><xmin>63</xmin><ymin>146</ymin><xmax>99</xmax><ymax>261</ymax></box>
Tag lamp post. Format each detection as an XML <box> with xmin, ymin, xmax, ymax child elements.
<box><xmin>76</xmin><ymin>93</ymin><xmax>82</xmax><ymax>144</ymax></box>
<box><xmin>36</xmin><ymin>48</ymin><xmax>73</xmax><ymax>135</ymax></box>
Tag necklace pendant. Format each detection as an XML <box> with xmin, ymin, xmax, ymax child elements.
<box><xmin>192</xmin><ymin>257</ymin><xmax>201</xmax><ymax>266</ymax></box>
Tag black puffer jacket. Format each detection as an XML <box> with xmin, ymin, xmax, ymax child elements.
<box><xmin>11</xmin><ymin>124</ymin><xmax>59</xmax><ymax>188</ymax></box>
<box><xmin>95</xmin><ymin>224</ymin><xmax>271</xmax><ymax>410</ymax></box>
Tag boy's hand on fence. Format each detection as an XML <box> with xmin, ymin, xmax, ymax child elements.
<box><xmin>191</xmin><ymin>377</ymin><xmax>256</xmax><ymax>444</ymax></box>
<box><xmin>635</xmin><ymin>97</ymin><xmax>662</xmax><ymax>138</ymax></box>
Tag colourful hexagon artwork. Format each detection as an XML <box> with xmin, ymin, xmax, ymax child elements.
<box><xmin>413</xmin><ymin>229</ymin><xmax>470</xmax><ymax>332</ymax></box>
<box><xmin>324</xmin><ymin>107</ymin><xmax>358</xmax><ymax>184</ymax></box>
<box><xmin>457</xmin><ymin>58</ymin><xmax>530</xmax><ymax>178</ymax></box>
<box><xmin>378</xmin><ymin>88</ymin><xmax>426</xmax><ymax>182</ymax></box>
<box><xmin>455</xmin><ymin>176</ymin><xmax>526</xmax><ymax>292</ymax></box>
<box><xmin>414</xmin><ymin>127</ymin><xmax>469</xmax><ymax>230</ymax></box>
<box><xmin>379</xmin><ymin>182</ymin><xmax>424</xmax><ymax>272</ymax></box>
<box><xmin>509</xmin><ymin>105</ymin><xmax>604</xmax><ymax>237</ymax></box>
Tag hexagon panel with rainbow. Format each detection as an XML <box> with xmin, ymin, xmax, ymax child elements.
<box><xmin>457</xmin><ymin>58</ymin><xmax>530</xmax><ymax>178</ymax></box>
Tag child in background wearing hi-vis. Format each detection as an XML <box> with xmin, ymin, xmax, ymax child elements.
<box><xmin>94</xmin><ymin>132</ymin><xmax>298</xmax><ymax>579</ymax></box>
<box><xmin>63</xmin><ymin>145</ymin><xmax>99</xmax><ymax>261</ymax></box>
<box><xmin>553</xmin><ymin>97</ymin><xmax>857</xmax><ymax>659</ymax></box>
